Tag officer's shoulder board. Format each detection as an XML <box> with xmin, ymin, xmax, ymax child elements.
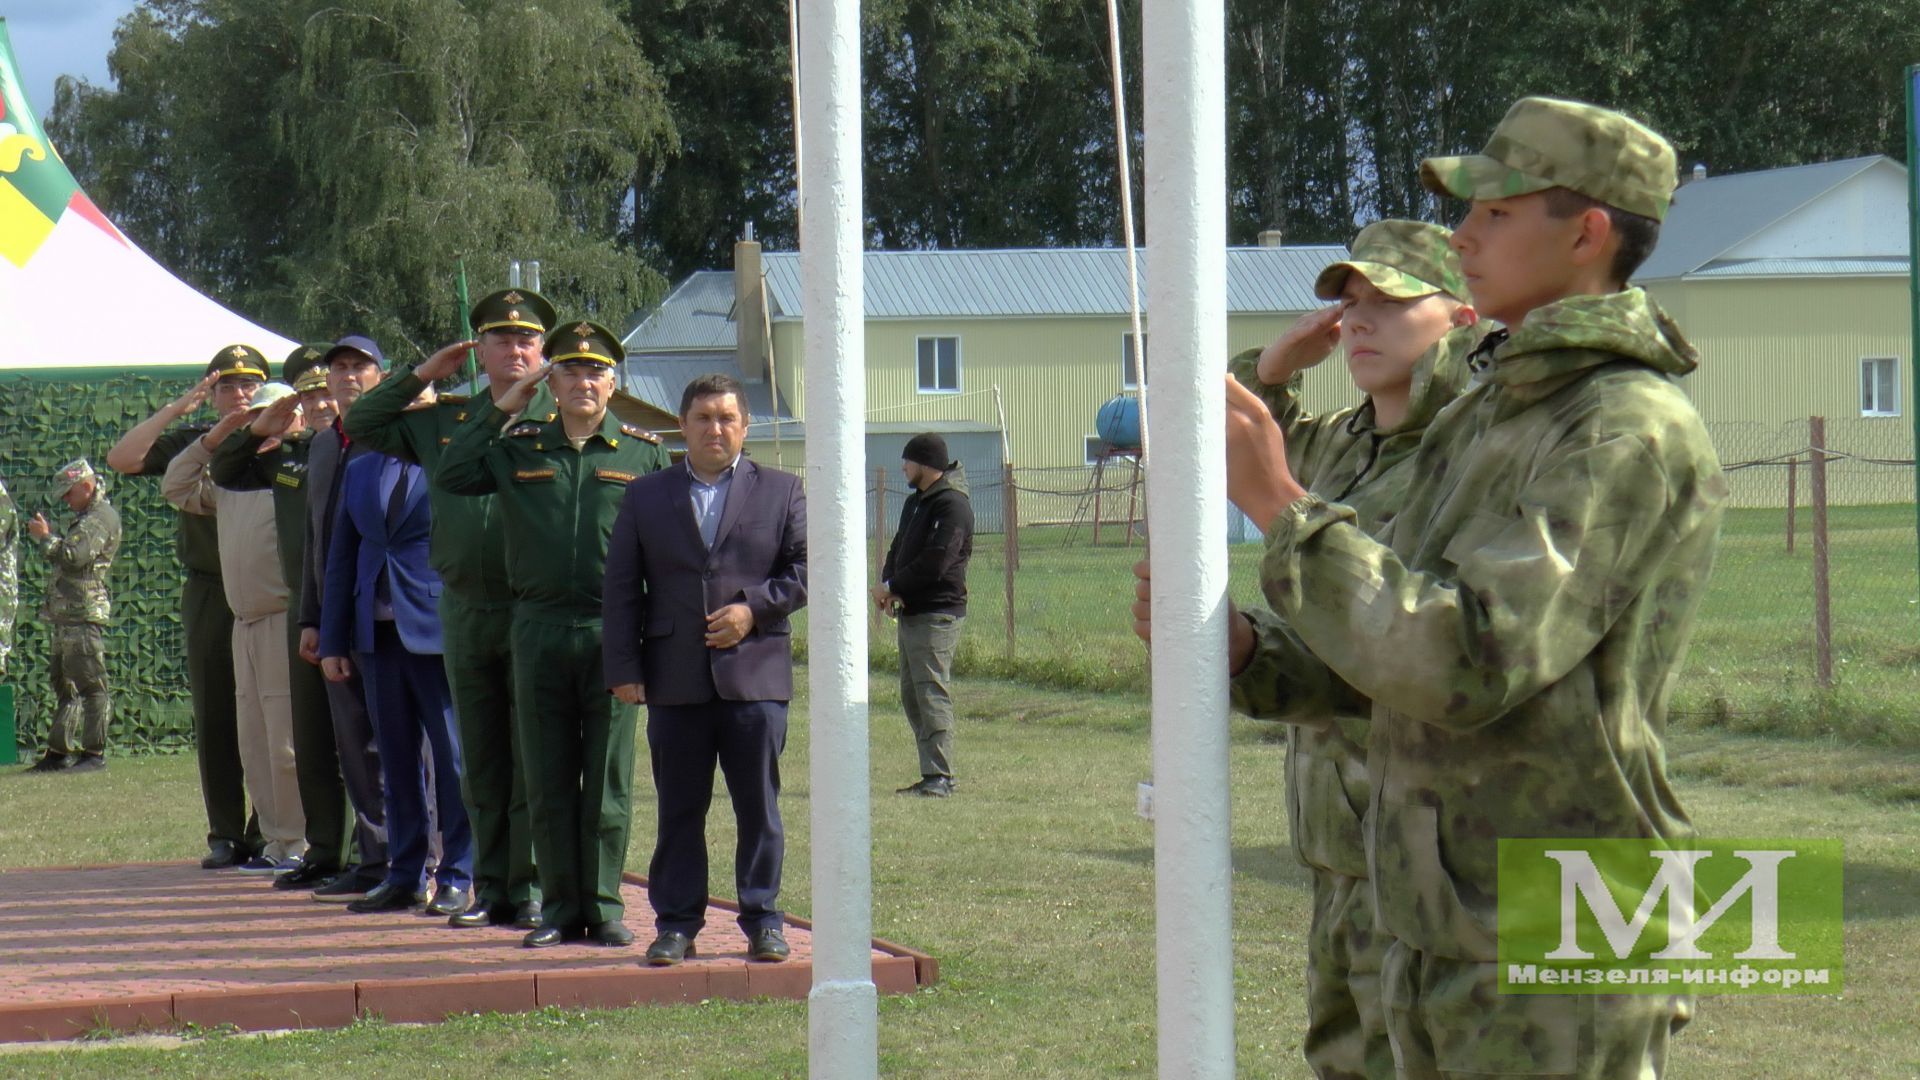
<box><xmin>620</xmin><ymin>423</ymin><xmax>662</xmax><ymax>444</ymax></box>
<box><xmin>439</xmin><ymin>393</ymin><xmax>469</xmax><ymax>406</ymax></box>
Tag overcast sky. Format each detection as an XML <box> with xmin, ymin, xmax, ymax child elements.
<box><xmin>4</xmin><ymin>1</ymin><xmax>138</xmax><ymax>122</ymax></box>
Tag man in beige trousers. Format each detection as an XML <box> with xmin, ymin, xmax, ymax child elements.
<box><xmin>166</xmin><ymin>360</ymin><xmax>308</xmax><ymax>873</ymax></box>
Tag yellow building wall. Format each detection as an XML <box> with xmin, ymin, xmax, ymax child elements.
<box><xmin>1646</xmin><ymin>275</ymin><xmax>1912</xmax><ymax>507</ymax></box>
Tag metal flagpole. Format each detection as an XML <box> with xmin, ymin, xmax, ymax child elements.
<box><xmin>1905</xmin><ymin>65</ymin><xmax>1920</xmax><ymax>595</ymax></box>
<box><xmin>1142</xmin><ymin>0</ymin><xmax>1235</xmax><ymax>1073</ymax></box>
<box><xmin>799</xmin><ymin>0</ymin><xmax>877</xmax><ymax>1076</ymax></box>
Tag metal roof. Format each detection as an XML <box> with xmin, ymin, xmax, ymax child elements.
<box><xmin>622</xmin><ymin>271</ymin><xmax>740</xmax><ymax>352</ymax></box>
<box><xmin>1684</xmin><ymin>256</ymin><xmax>1908</xmax><ymax>279</ymax></box>
<box><xmin>759</xmin><ymin>246</ymin><xmax>1343</xmax><ymax>320</ymax></box>
<box><xmin>618</xmin><ymin>350</ymin><xmax>794</xmax><ymax>421</ymax></box>
<box><xmin>1636</xmin><ymin>156</ymin><xmax>1898</xmax><ymax>281</ymax></box>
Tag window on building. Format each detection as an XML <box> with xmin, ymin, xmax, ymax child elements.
<box><xmin>1861</xmin><ymin>357</ymin><xmax>1900</xmax><ymax>417</ymax></box>
<box><xmin>917</xmin><ymin>336</ymin><xmax>960</xmax><ymax>393</ymax></box>
<box><xmin>1121</xmin><ymin>332</ymin><xmax>1148</xmax><ymax>390</ymax></box>
<box><xmin>1085</xmin><ymin>435</ymin><xmax>1107</xmax><ymax>465</ymax></box>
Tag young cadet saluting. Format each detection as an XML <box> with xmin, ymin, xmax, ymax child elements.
<box><xmin>436</xmin><ymin>320</ymin><xmax>670</xmax><ymax>949</ymax></box>
<box><xmin>344</xmin><ymin>289</ymin><xmax>558</xmax><ymax>932</ymax></box>
<box><xmin>1226</xmin><ymin>219</ymin><xmax>1476</xmax><ymax>1080</ymax></box>
<box><xmin>1139</xmin><ymin>98</ymin><xmax>1725</xmax><ymax>1078</ymax></box>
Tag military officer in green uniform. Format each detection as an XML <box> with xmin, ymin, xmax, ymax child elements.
<box><xmin>107</xmin><ymin>349</ymin><xmax>264</xmax><ymax>863</ymax></box>
<box><xmin>25</xmin><ymin>459</ymin><xmax>122</xmax><ymax>773</ymax></box>
<box><xmin>344</xmin><ymin>288</ymin><xmax>559</xmax><ymax>930</ymax></box>
<box><xmin>437</xmin><ymin>320</ymin><xmax>670</xmax><ymax>948</ymax></box>
<box><xmin>207</xmin><ymin>344</ymin><xmax>356</xmax><ymax>890</ymax></box>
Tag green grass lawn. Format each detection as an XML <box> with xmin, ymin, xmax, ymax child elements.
<box><xmin>2</xmin><ymin>675</ymin><xmax>1916</xmax><ymax>1078</ymax></box>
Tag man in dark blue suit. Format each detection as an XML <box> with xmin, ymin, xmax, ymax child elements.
<box><xmin>603</xmin><ymin>373</ymin><xmax>808</xmax><ymax>966</ymax></box>
<box><xmin>320</xmin><ymin>445</ymin><xmax>475</xmax><ymax>916</ymax></box>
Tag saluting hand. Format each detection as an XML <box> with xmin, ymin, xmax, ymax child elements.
<box><xmin>705</xmin><ymin>603</ymin><xmax>755</xmax><ymax>649</ymax></box>
<box><xmin>169</xmin><ymin>371</ymin><xmax>220</xmax><ymax>417</ymax></box>
<box><xmin>1255</xmin><ymin>302</ymin><xmax>1345</xmax><ymax>385</ymax></box>
<box><xmin>27</xmin><ymin>513</ymin><xmax>50</xmax><ymax>541</ymax></box>
<box><xmin>415</xmin><ymin>339</ymin><xmax>478</xmax><ymax>383</ymax></box>
<box><xmin>249</xmin><ymin>394</ymin><xmax>301</xmax><ymax>439</ymax></box>
<box><xmin>201</xmin><ymin>405</ymin><xmax>254</xmax><ymax>449</ymax></box>
<box><xmin>494</xmin><ymin>361</ymin><xmax>550</xmax><ymax>416</ymax></box>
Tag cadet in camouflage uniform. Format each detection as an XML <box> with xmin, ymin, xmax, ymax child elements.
<box><xmin>344</xmin><ymin>289</ymin><xmax>558</xmax><ymax>930</ymax></box>
<box><xmin>1206</xmin><ymin>98</ymin><xmax>1721</xmax><ymax>1079</ymax></box>
<box><xmin>437</xmin><ymin>320</ymin><xmax>671</xmax><ymax>948</ymax></box>
<box><xmin>1226</xmin><ymin>220</ymin><xmax>1477</xmax><ymax>1080</ymax></box>
<box><xmin>0</xmin><ymin>476</ymin><xmax>16</xmax><ymax>678</ymax></box>
<box><xmin>25</xmin><ymin>460</ymin><xmax>122</xmax><ymax>772</ymax></box>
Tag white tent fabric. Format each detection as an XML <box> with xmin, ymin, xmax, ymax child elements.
<box><xmin>0</xmin><ymin>18</ymin><xmax>296</xmax><ymax>371</ymax></box>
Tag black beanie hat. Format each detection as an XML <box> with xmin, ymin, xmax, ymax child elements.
<box><xmin>902</xmin><ymin>433</ymin><xmax>949</xmax><ymax>471</ymax></box>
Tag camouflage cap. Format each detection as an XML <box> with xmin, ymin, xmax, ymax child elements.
<box><xmin>1419</xmin><ymin>97</ymin><xmax>1677</xmax><ymax>222</ymax></box>
<box><xmin>470</xmin><ymin>288</ymin><xmax>558</xmax><ymax>336</ymax></box>
<box><xmin>206</xmin><ymin>344</ymin><xmax>269</xmax><ymax>381</ymax></box>
<box><xmin>53</xmin><ymin>458</ymin><xmax>96</xmax><ymax>494</ymax></box>
<box><xmin>545</xmin><ymin>320</ymin><xmax>624</xmax><ymax>369</ymax></box>
<box><xmin>246</xmin><ymin>382</ymin><xmax>299</xmax><ymax>413</ymax></box>
<box><xmin>1314</xmin><ymin>220</ymin><xmax>1468</xmax><ymax>303</ymax></box>
<box><xmin>282</xmin><ymin>343</ymin><xmax>329</xmax><ymax>386</ymax></box>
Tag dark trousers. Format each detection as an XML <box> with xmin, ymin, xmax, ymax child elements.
<box><xmin>357</xmin><ymin>621</ymin><xmax>472</xmax><ymax>892</ymax></box>
<box><xmin>321</xmin><ymin>646</ymin><xmax>388</xmax><ymax>881</ymax></box>
<box><xmin>645</xmin><ymin>698</ymin><xmax>788</xmax><ymax>936</ymax></box>
<box><xmin>287</xmin><ymin>615</ymin><xmax>349</xmax><ymax>871</ymax></box>
<box><xmin>442</xmin><ymin>590</ymin><xmax>538</xmax><ymax>909</ymax></box>
<box><xmin>184</xmin><ymin>571</ymin><xmax>252</xmax><ymax>849</ymax></box>
<box><xmin>511</xmin><ymin>615</ymin><xmax>636</xmax><ymax>931</ymax></box>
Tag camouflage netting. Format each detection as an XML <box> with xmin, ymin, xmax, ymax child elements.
<box><xmin>2</xmin><ymin>373</ymin><xmax>201</xmax><ymax>755</ymax></box>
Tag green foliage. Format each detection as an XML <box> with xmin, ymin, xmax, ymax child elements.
<box><xmin>0</xmin><ymin>374</ymin><xmax>202</xmax><ymax>755</ymax></box>
<box><xmin>48</xmin><ymin>0</ymin><xmax>676</xmax><ymax>360</ymax></box>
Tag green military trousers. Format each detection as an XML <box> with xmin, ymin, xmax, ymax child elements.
<box><xmin>511</xmin><ymin>614</ymin><xmax>636</xmax><ymax>931</ymax></box>
<box><xmin>184</xmin><ymin>572</ymin><xmax>252</xmax><ymax>849</ymax></box>
<box><xmin>444</xmin><ymin>589</ymin><xmax>539</xmax><ymax>910</ymax></box>
<box><xmin>46</xmin><ymin>622</ymin><xmax>111</xmax><ymax>756</ymax></box>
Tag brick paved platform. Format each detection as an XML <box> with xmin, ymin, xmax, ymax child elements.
<box><xmin>0</xmin><ymin>863</ymin><xmax>933</xmax><ymax>1042</ymax></box>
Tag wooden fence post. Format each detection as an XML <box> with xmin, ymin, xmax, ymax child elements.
<box><xmin>1786</xmin><ymin>455</ymin><xmax>1797</xmax><ymax>554</ymax></box>
<box><xmin>1810</xmin><ymin>417</ymin><xmax>1833</xmax><ymax>688</ymax></box>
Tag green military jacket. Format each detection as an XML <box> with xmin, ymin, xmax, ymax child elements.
<box><xmin>0</xmin><ymin>478</ymin><xmax>17</xmax><ymax>672</ymax></box>
<box><xmin>140</xmin><ymin>425</ymin><xmax>223</xmax><ymax>576</ymax></box>
<box><xmin>1226</xmin><ymin>326</ymin><xmax>1475</xmax><ymax>878</ymax></box>
<box><xmin>37</xmin><ymin>490</ymin><xmax>122</xmax><ymax>626</ymax></box>
<box><xmin>344</xmin><ymin>369</ymin><xmax>557</xmax><ymax>607</ymax></box>
<box><xmin>209</xmin><ymin>431</ymin><xmax>313</xmax><ymax>594</ymax></box>
<box><xmin>1233</xmin><ymin>288</ymin><xmax>1726</xmax><ymax>961</ymax></box>
<box><xmin>436</xmin><ymin>399</ymin><xmax>670</xmax><ymax>623</ymax></box>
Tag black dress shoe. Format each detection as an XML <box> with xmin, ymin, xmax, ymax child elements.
<box><xmin>747</xmin><ymin>927</ymin><xmax>791</xmax><ymax>962</ymax></box>
<box><xmin>589</xmin><ymin>921</ymin><xmax>635</xmax><ymax>947</ymax></box>
<box><xmin>27</xmin><ymin>753</ymin><xmax>73</xmax><ymax>773</ymax></box>
<box><xmin>448</xmin><ymin>904</ymin><xmax>502</xmax><ymax>929</ymax></box>
<box><xmin>644</xmin><ymin>930</ymin><xmax>696</xmax><ymax>966</ymax></box>
<box><xmin>523</xmin><ymin>925</ymin><xmax>580</xmax><ymax>949</ymax></box>
<box><xmin>425</xmin><ymin>885</ymin><xmax>472</xmax><ymax>917</ymax></box>
<box><xmin>200</xmin><ymin>841</ymin><xmax>245</xmax><ymax>870</ymax></box>
<box><xmin>273</xmin><ymin>861</ymin><xmax>339</xmax><ymax>890</ymax></box>
<box><xmin>346</xmin><ymin>882</ymin><xmax>424</xmax><ymax>913</ymax></box>
<box><xmin>66</xmin><ymin>754</ymin><xmax>106</xmax><ymax>773</ymax></box>
<box><xmin>513</xmin><ymin>900</ymin><xmax>543</xmax><ymax>930</ymax></box>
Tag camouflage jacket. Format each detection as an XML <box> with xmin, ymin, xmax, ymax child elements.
<box><xmin>0</xmin><ymin>478</ymin><xmax>16</xmax><ymax>671</ymax></box>
<box><xmin>1227</xmin><ymin>327</ymin><xmax>1475</xmax><ymax>877</ymax></box>
<box><xmin>1233</xmin><ymin>289</ymin><xmax>1726</xmax><ymax>960</ymax></box>
<box><xmin>38</xmin><ymin>490</ymin><xmax>122</xmax><ymax>626</ymax></box>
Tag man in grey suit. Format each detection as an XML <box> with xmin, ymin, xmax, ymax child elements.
<box><xmin>295</xmin><ymin>335</ymin><xmax>391</xmax><ymax>900</ymax></box>
<box><xmin>603</xmin><ymin>373</ymin><xmax>808</xmax><ymax>967</ymax></box>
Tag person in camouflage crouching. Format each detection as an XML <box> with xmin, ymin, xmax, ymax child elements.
<box><xmin>1226</xmin><ymin>219</ymin><xmax>1478</xmax><ymax>1080</ymax></box>
<box><xmin>25</xmin><ymin>459</ymin><xmax>123</xmax><ymax>773</ymax></box>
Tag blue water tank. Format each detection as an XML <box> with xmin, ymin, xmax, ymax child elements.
<box><xmin>1095</xmin><ymin>394</ymin><xmax>1142</xmax><ymax>451</ymax></box>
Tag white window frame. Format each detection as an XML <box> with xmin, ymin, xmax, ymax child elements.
<box><xmin>916</xmin><ymin>335</ymin><xmax>962</xmax><ymax>394</ymax></box>
<box><xmin>1084</xmin><ymin>435</ymin><xmax>1107</xmax><ymax>465</ymax></box>
<box><xmin>1860</xmin><ymin>356</ymin><xmax>1900</xmax><ymax>418</ymax></box>
<box><xmin>1120</xmin><ymin>331</ymin><xmax>1148</xmax><ymax>390</ymax></box>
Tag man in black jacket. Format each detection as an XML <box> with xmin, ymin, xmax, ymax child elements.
<box><xmin>873</xmin><ymin>433</ymin><xmax>973</xmax><ymax>798</ymax></box>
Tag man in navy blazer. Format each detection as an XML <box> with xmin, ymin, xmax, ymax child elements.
<box><xmin>603</xmin><ymin>373</ymin><xmax>807</xmax><ymax>966</ymax></box>
<box><xmin>320</xmin><ymin>447</ymin><xmax>475</xmax><ymax>917</ymax></box>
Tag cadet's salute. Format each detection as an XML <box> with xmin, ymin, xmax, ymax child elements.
<box><xmin>436</xmin><ymin>320</ymin><xmax>670</xmax><ymax>948</ymax></box>
<box><xmin>26</xmin><ymin>459</ymin><xmax>122</xmax><ymax>772</ymax></box>
<box><xmin>343</xmin><ymin>288</ymin><xmax>557</xmax><ymax>931</ymax></box>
